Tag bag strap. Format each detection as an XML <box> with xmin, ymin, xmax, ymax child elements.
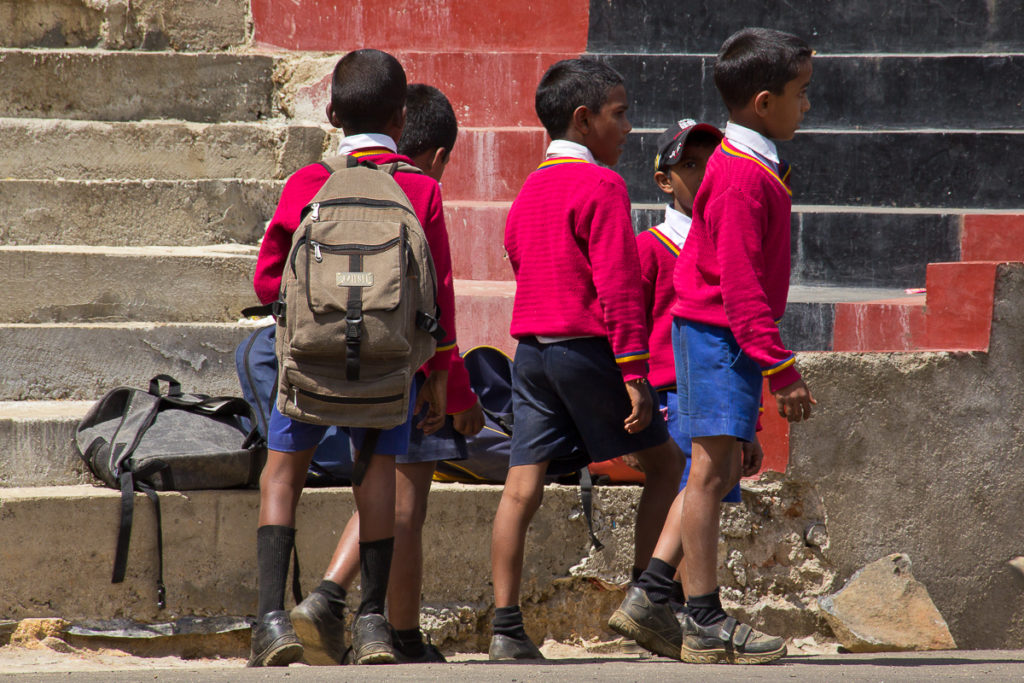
<box><xmin>578</xmin><ymin>467</ymin><xmax>604</xmax><ymax>551</ymax></box>
<box><xmin>112</xmin><ymin>461</ymin><xmax>168</xmax><ymax>609</ymax></box>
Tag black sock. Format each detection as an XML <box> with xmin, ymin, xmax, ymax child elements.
<box><xmin>635</xmin><ymin>557</ymin><xmax>676</xmax><ymax>604</ymax></box>
<box><xmin>256</xmin><ymin>525</ymin><xmax>295</xmax><ymax>618</ymax></box>
<box><xmin>492</xmin><ymin>605</ymin><xmax>528</xmax><ymax>641</ymax></box>
<box><xmin>393</xmin><ymin>628</ymin><xmax>425</xmax><ymax>657</ymax></box>
<box><xmin>314</xmin><ymin>579</ymin><xmax>347</xmax><ymax>620</ymax></box>
<box><xmin>668</xmin><ymin>580</ymin><xmax>687</xmax><ymax>613</ymax></box>
<box><xmin>631</xmin><ymin>566</ymin><xmax>644</xmax><ymax>583</ymax></box>
<box><xmin>357</xmin><ymin>537</ymin><xmax>394</xmax><ymax>616</ymax></box>
<box><xmin>687</xmin><ymin>588</ymin><xmax>727</xmax><ymax>626</ymax></box>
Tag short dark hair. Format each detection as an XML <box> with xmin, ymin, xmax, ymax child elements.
<box><xmin>330</xmin><ymin>49</ymin><xmax>407</xmax><ymax>134</ymax></box>
<box><xmin>713</xmin><ymin>28</ymin><xmax>812</xmax><ymax>111</ymax></box>
<box><xmin>535</xmin><ymin>58</ymin><xmax>624</xmax><ymax>139</ymax></box>
<box><xmin>397</xmin><ymin>84</ymin><xmax>458</xmax><ymax>159</ymax></box>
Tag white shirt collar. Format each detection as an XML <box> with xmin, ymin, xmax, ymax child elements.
<box><xmin>657</xmin><ymin>205</ymin><xmax>692</xmax><ymax>249</ymax></box>
<box><xmin>336</xmin><ymin>133</ymin><xmax>397</xmax><ymax>156</ymax></box>
<box><xmin>545</xmin><ymin>139</ymin><xmax>595</xmax><ymax>164</ymax></box>
<box><xmin>724</xmin><ymin>122</ymin><xmax>779</xmax><ymax>166</ymax></box>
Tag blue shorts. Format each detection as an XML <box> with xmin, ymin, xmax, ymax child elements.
<box><xmin>267</xmin><ymin>382</ymin><xmax>418</xmax><ymax>457</ymax></box>
<box><xmin>659</xmin><ymin>390</ymin><xmax>741</xmax><ymax>503</ymax></box>
<box><xmin>673</xmin><ymin>318</ymin><xmax>760</xmax><ymax>443</ymax></box>
<box><xmin>510</xmin><ymin>337</ymin><xmax>669</xmax><ymax>475</ymax></box>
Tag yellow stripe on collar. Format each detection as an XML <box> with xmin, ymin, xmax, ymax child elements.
<box><xmin>720</xmin><ymin>141</ymin><xmax>792</xmax><ymax>196</ymax></box>
<box><xmin>538</xmin><ymin>157</ymin><xmax>591</xmax><ymax>170</ymax></box>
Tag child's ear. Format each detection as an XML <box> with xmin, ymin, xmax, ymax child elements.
<box><xmin>430</xmin><ymin>147</ymin><xmax>449</xmax><ymax>171</ymax></box>
<box><xmin>325</xmin><ymin>102</ymin><xmax>344</xmax><ymax>129</ymax></box>
<box><xmin>571</xmin><ymin>104</ymin><xmax>591</xmax><ymax>135</ymax></box>
<box><xmin>654</xmin><ymin>170</ymin><xmax>674</xmax><ymax>195</ymax></box>
<box><xmin>753</xmin><ymin>90</ymin><xmax>773</xmax><ymax>118</ymax></box>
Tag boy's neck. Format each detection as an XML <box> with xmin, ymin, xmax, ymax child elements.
<box><xmin>728</xmin><ymin>111</ymin><xmax>773</xmax><ymax>140</ymax></box>
<box><xmin>672</xmin><ymin>199</ymin><xmax>692</xmax><ymax>218</ymax></box>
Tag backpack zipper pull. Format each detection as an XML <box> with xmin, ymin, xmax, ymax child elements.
<box><xmin>313</xmin><ymin>243</ymin><xmax>323</xmax><ymax>262</ymax></box>
<box><xmin>310</xmin><ymin>202</ymin><xmax>320</xmax><ymax>221</ymax></box>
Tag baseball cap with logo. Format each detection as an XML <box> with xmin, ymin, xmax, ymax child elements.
<box><xmin>653</xmin><ymin>118</ymin><xmax>724</xmax><ymax>172</ymax></box>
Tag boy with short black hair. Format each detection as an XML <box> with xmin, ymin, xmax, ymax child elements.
<box><xmin>248</xmin><ymin>50</ymin><xmax>458</xmax><ymax>668</ymax></box>
<box><xmin>288</xmin><ymin>82</ymin><xmax>484</xmax><ymax>666</ymax></box>
<box><xmin>671</xmin><ymin>27</ymin><xmax>816</xmax><ymax>664</ymax></box>
<box><xmin>610</xmin><ymin>118</ymin><xmax>767</xmax><ymax>660</ymax></box>
<box><xmin>489</xmin><ymin>58</ymin><xmax>682</xmax><ymax>660</ymax></box>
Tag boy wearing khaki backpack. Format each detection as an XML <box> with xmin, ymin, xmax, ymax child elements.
<box><xmin>248</xmin><ymin>50</ymin><xmax>457</xmax><ymax>667</ymax></box>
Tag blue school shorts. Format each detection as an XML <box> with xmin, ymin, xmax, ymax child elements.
<box><xmin>658</xmin><ymin>390</ymin><xmax>742</xmax><ymax>503</ymax></box>
<box><xmin>267</xmin><ymin>382</ymin><xmax>418</xmax><ymax>458</ymax></box>
<box><xmin>672</xmin><ymin>318</ymin><xmax>760</xmax><ymax>443</ymax></box>
<box><xmin>509</xmin><ymin>336</ymin><xmax>669</xmax><ymax>475</ymax></box>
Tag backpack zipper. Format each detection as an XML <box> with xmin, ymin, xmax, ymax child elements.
<box><xmin>310</xmin><ymin>237</ymin><xmax>401</xmax><ymax>257</ymax></box>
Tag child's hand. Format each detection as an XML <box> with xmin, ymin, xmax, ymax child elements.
<box><xmin>773</xmin><ymin>379</ymin><xmax>817</xmax><ymax>423</ymax></box>
<box><xmin>452</xmin><ymin>400</ymin><xmax>485</xmax><ymax>436</ymax></box>
<box><xmin>623</xmin><ymin>379</ymin><xmax>653</xmax><ymax>433</ymax></box>
<box><xmin>415</xmin><ymin>370</ymin><xmax>448</xmax><ymax>435</ymax></box>
<box><xmin>741</xmin><ymin>437</ymin><xmax>764</xmax><ymax>477</ymax></box>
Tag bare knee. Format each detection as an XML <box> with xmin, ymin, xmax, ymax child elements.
<box><xmin>635</xmin><ymin>441</ymin><xmax>684</xmax><ymax>485</ymax></box>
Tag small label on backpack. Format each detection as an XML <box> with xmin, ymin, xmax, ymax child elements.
<box><xmin>337</xmin><ymin>272</ymin><xmax>374</xmax><ymax>287</ymax></box>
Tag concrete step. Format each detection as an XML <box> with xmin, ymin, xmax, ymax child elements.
<box><xmin>619</xmin><ymin>130</ymin><xmax>1024</xmax><ymax>209</ymax></box>
<box><xmin>833</xmin><ymin>261</ymin><xmax>1004</xmax><ymax>351</ymax></box>
<box><xmin>0</xmin><ymin>118</ymin><xmax>329</xmax><ymax>181</ymax></box>
<box><xmin>0</xmin><ymin>322</ymin><xmax>256</xmax><ymax>400</ymax></box>
<box><xmin>1</xmin><ymin>0</ymin><xmax>249</xmax><ymax>51</ymax></box>
<box><xmin>0</xmin><ymin>401</ymin><xmax>94</xmax><ymax>487</ymax></box>
<box><xmin>633</xmin><ymin>207</ymin><xmax>962</xmax><ymax>291</ymax></box>
<box><xmin>783</xmin><ymin>285</ymin><xmax>910</xmax><ymax>352</ymax></box>
<box><xmin>251</xmin><ymin>0</ymin><xmax>587</xmax><ymax>54</ymax></box>
<box><xmin>0</xmin><ymin>483</ymin><xmax>634</xmax><ymax>651</ymax></box>
<box><xmin>0</xmin><ymin>179</ymin><xmax>281</xmax><ymax>246</ymax></box>
<box><xmin>599</xmin><ymin>54</ymin><xmax>1024</xmax><ymax>130</ymax></box>
<box><xmin>962</xmin><ymin>214</ymin><xmax>1024</xmax><ymax>261</ymax></box>
<box><xmin>587</xmin><ymin>0</ymin><xmax>1024</xmax><ymax>53</ymax></box>
<box><xmin>0</xmin><ymin>49</ymin><xmax>277</xmax><ymax>122</ymax></box>
<box><xmin>0</xmin><ymin>245</ymin><xmax>259</xmax><ymax>323</ymax></box>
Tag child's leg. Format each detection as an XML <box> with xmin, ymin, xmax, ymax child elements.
<box><xmin>681</xmin><ymin>435</ymin><xmax>735</xmax><ymax>608</ymax></box>
<box><xmin>389</xmin><ymin>460</ymin><xmax>435</xmax><ymax>630</ymax></box>
<box><xmin>632</xmin><ymin>438</ymin><xmax>684</xmax><ymax>573</ymax></box>
<box><xmin>352</xmin><ymin>449</ymin><xmax>397</xmax><ymax>616</ymax></box>
<box><xmin>491</xmin><ymin>461</ymin><xmax>549</xmax><ymax>609</ymax></box>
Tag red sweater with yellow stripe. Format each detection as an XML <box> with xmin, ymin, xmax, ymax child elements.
<box><xmin>505</xmin><ymin>158</ymin><xmax>649</xmax><ymax>381</ymax></box>
<box><xmin>671</xmin><ymin>141</ymin><xmax>801</xmax><ymax>393</ymax></box>
<box><xmin>637</xmin><ymin>226</ymin><xmax>682</xmax><ymax>391</ymax></box>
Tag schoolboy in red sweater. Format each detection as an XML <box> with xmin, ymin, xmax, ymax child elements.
<box><xmin>672</xmin><ymin>28</ymin><xmax>816</xmax><ymax>664</ymax></box>
<box><xmin>248</xmin><ymin>51</ymin><xmax>457</xmax><ymax>668</ymax></box>
<box><xmin>489</xmin><ymin>58</ymin><xmax>682</xmax><ymax>660</ymax></box>
<box><xmin>287</xmin><ymin>83</ymin><xmax>484</xmax><ymax>666</ymax></box>
<box><xmin>611</xmin><ymin>119</ymin><xmax>768</xmax><ymax>660</ymax></box>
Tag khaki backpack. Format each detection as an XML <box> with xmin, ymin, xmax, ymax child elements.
<box><xmin>275</xmin><ymin>155</ymin><xmax>444</xmax><ymax>430</ymax></box>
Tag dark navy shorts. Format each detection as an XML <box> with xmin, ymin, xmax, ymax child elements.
<box><xmin>267</xmin><ymin>381</ymin><xmax>418</xmax><ymax>458</ymax></box>
<box><xmin>658</xmin><ymin>390</ymin><xmax>741</xmax><ymax>503</ymax></box>
<box><xmin>509</xmin><ymin>337</ymin><xmax>669</xmax><ymax>475</ymax></box>
<box><xmin>672</xmin><ymin>318</ymin><xmax>760</xmax><ymax>443</ymax></box>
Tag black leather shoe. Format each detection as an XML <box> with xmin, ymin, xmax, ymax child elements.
<box><xmin>247</xmin><ymin>610</ymin><xmax>303</xmax><ymax>667</ymax></box>
<box><xmin>488</xmin><ymin>633</ymin><xmax>545</xmax><ymax>660</ymax></box>
<box><xmin>680</xmin><ymin>614</ymin><xmax>786</xmax><ymax>664</ymax></box>
<box><xmin>290</xmin><ymin>591</ymin><xmax>346</xmax><ymax>665</ymax></box>
<box><xmin>607</xmin><ymin>584</ymin><xmax>682</xmax><ymax>660</ymax></box>
<box><xmin>350</xmin><ymin>613</ymin><xmax>397</xmax><ymax>665</ymax></box>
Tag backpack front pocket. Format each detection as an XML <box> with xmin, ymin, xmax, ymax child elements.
<box><xmin>304</xmin><ymin>221</ymin><xmax>406</xmax><ymax>315</ymax></box>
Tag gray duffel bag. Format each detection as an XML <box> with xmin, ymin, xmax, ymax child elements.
<box><xmin>75</xmin><ymin>374</ymin><xmax>265</xmax><ymax>608</ymax></box>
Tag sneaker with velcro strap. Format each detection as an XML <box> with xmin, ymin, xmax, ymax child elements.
<box><xmin>679</xmin><ymin>614</ymin><xmax>786</xmax><ymax>664</ymax></box>
<box><xmin>607</xmin><ymin>584</ymin><xmax>682</xmax><ymax>660</ymax></box>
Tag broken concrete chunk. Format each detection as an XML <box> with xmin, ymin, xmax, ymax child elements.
<box><xmin>818</xmin><ymin>553</ymin><xmax>956</xmax><ymax>652</ymax></box>
<box><xmin>1010</xmin><ymin>556</ymin><xmax>1024</xmax><ymax>577</ymax></box>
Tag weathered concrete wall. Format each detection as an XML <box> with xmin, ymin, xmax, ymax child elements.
<box><xmin>0</xmin><ymin>480</ymin><xmax>835</xmax><ymax>651</ymax></box>
<box><xmin>787</xmin><ymin>262</ymin><xmax>1024</xmax><ymax>649</ymax></box>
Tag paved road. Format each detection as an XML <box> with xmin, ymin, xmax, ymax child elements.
<box><xmin>3</xmin><ymin>651</ymin><xmax>1024</xmax><ymax>682</ymax></box>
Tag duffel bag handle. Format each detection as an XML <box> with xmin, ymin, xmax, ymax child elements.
<box><xmin>149</xmin><ymin>375</ymin><xmax>182</xmax><ymax>397</ymax></box>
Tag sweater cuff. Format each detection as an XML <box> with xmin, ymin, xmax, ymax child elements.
<box><xmin>618</xmin><ymin>359</ymin><xmax>649</xmax><ymax>383</ymax></box>
<box><xmin>447</xmin><ymin>393</ymin><xmax>479</xmax><ymax>416</ymax></box>
<box><xmin>425</xmin><ymin>346</ymin><xmax>455</xmax><ymax>373</ymax></box>
<box><xmin>766</xmin><ymin>364</ymin><xmax>802</xmax><ymax>394</ymax></box>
